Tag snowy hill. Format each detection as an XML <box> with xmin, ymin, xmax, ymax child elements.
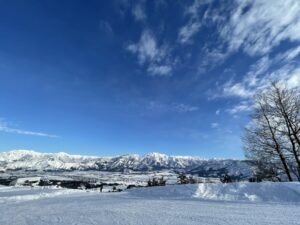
<box><xmin>0</xmin><ymin>150</ymin><xmax>252</xmax><ymax>178</ymax></box>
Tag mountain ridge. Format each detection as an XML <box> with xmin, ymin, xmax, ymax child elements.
<box><xmin>0</xmin><ymin>150</ymin><xmax>252</xmax><ymax>178</ymax></box>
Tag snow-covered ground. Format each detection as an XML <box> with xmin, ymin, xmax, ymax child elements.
<box><xmin>1</xmin><ymin>182</ymin><xmax>300</xmax><ymax>225</ymax></box>
<box><xmin>0</xmin><ymin>170</ymin><xmax>220</xmax><ymax>189</ymax></box>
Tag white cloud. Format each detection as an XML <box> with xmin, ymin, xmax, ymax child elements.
<box><xmin>219</xmin><ymin>56</ymin><xmax>300</xmax><ymax>115</ymax></box>
<box><xmin>177</xmin><ymin>0</ymin><xmax>300</xmax><ymax>116</ymax></box>
<box><xmin>127</xmin><ymin>30</ymin><xmax>160</xmax><ymax>65</ymax></box>
<box><xmin>127</xmin><ymin>30</ymin><xmax>173</xmax><ymax>76</ymax></box>
<box><xmin>147</xmin><ymin>64</ymin><xmax>172</xmax><ymax>76</ymax></box>
<box><xmin>220</xmin><ymin>0</ymin><xmax>300</xmax><ymax>56</ymax></box>
<box><xmin>215</xmin><ymin>109</ymin><xmax>220</xmax><ymax>115</ymax></box>
<box><xmin>172</xmin><ymin>103</ymin><xmax>198</xmax><ymax>113</ymax></box>
<box><xmin>269</xmin><ymin>66</ymin><xmax>300</xmax><ymax>89</ymax></box>
<box><xmin>185</xmin><ymin>0</ymin><xmax>203</xmax><ymax>15</ymax></box>
<box><xmin>226</xmin><ymin>101</ymin><xmax>252</xmax><ymax>115</ymax></box>
<box><xmin>220</xmin><ymin>56</ymin><xmax>272</xmax><ymax>98</ymax></box>
<box><xmin>219</xmin><ymin>51</ymin><xmax>299</xmax><ymax>99</ymax></box>
<box><xmin>178</xmin><ymin>20</ymin><xmax>201</xmax><ymax>44</ymax></box>
<box><xmin>275</xmin><ymin>45</ymin><xmax>300</xmax><ymax>62</ymax></box>
<box><xmin>287</xmin><ymin>72</ymin><xmax>300</xmax><ymax>88</ymax></box>
<box><xmin>146</xmin><ymin>102</ymin><xmax>198</xmax><ymax>113</ymax></box>
<box><xmin>222</xmin><ymin>81</ymin><xmax>253</xmax><ymax>98</ymax></box>
<box><xmin>0</xmin><ymin>119</ymin><xmax>57</xmax><ymax>138</ymax></box>
<box><xmin>211</xmin><ymin>122</ymin><xmax>219</xmax><ymax>128</ymax></box>
<box><xmin>132</xmin><ymin>3</ymin><xmax>146</xmax><ymax>22</ymax></box>
<box><xmin>177</xmin><ymin>0</ymin><xmax>210</xmax><ymax>44</ymax></box>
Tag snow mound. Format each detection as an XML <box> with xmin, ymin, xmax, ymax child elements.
<box><xmin>128</xmin><ymin>182</ymin><xmax>300</xmax><ymax>203</ymax></box>
<box><xmin>0</xmin><ymin>186</ymin><xmax>82</xmax><ymax>203</ymax></box>
<box><xmin>195</xmin><ymin>182</ymin><xmax>300</xmax><ymax>202</ymax></box>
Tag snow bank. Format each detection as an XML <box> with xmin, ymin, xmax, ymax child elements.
<box><xmin>195</xmin><ymin>182</ymin><xmax>300</xmax><ymax>202</ymax></box>
<box><xmin>0</xmin><ymin>186</ymin><xmax>82</xmax><ymax>203</ymax></box>
<box><xmin>128</xmin><ymin>182</ymin><xmax>300</xmax><ymax>203</ymax></box>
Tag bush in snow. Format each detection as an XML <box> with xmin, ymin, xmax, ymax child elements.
<box><xmin>220</xmin><ymin>174</ymin><xmax>233</xmax><ymax>183</ymax></box>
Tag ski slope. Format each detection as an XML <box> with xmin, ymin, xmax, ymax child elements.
<box><xmin>0</xmin><ymin>183</ymin><xmax>300</xmax><ymax>225</ymax></box>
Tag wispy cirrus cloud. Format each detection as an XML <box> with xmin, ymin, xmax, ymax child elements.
<box><xmin>226</xmin><ymin>101</ymin><xmax>252</xmax><ymax>115</ymax></box>
<box><xmin>178</xmin><ymin>20</ymin><xmax>201</xmax><ymax>44</ymax></box>
<box><xmin>126</xmin><ymin>29</ymin><xmax>173</xmax><ymax>76</ymax></box>
<box><xmin>177</xmin><ymin>0</ymin><xmax>206</xmax><ymax>44</ymax></box>
<box><xmin>220</xmin><ymin>0</ymin><xmax>300</xmax><ymax>56</ymax></box>
<box><xmin>0</xmin><ymin>118</ymin><xmax>58</xmax><ymax>138</ymax></box>
<box><xmin>217</xmin><ymin>56</ymin><xmax>271</xmax><ymax>99</ymax></box>
<box><xmin>220</xmin><ymin>52</ymin><xmax>300</xmax><ymax>100</ymax></box>
<box><xmin>204</xmin><ymin>0</ymin><xmax>300</xmax><ymax>115</ymax></box>
<box><xmin>127</xmin><ymin>30</ymin><xmax>162</xmax><ymax>64</ymax></box>
<box><xmin>126</xmin><ymin>0</ymin><xmax>300</xmax><ymax>83</ymax></box>
<box><xmin>146</xmin><ymin>101</ymin><xmax>198</xmax><ymax>113</ymax></box>
<box><xmin>220</xmin><ymin>58</ymin><xmax>300</xmax><ymax>115</ymax></box>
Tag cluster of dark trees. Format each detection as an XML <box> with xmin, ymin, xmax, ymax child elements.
<box><xmin>244</xmin><ymin>82</ymin><xmax>300</xmax><ymax>182</ymax></box>
<box><xmin>39</xmin><ymin>179</ymin><xmax>105</xmax><ymax>189</ymax></box>
<box><xmin>177</xmin><ymin>173</ymin><xmax>198</xmax><ymax>184</ymax></box>
<box><xmin>147</xmin><ymin>176</ymin><xmax>166</xmax><ymax>186</ymax></box>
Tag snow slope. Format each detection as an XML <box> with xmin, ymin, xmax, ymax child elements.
<box><xmin>0</xmin><ymin>150</ymin><xmax>251</xmax><ymax>178</ymax></box>
<box><xmin>0</xmin><ymin>183</ymin><xmax>299</xmax><ymax>225</ymax></box>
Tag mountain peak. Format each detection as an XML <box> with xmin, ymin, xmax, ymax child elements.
<box><xmin>145</xmin><ymin>152</ymin><xmax>168</xmax><ymax>158</ymax></box>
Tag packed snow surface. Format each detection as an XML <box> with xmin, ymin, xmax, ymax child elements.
<box><xmin>1</xmin><ymin>182</ymin><xmax>300</xmax><ymax>225</ymax></box>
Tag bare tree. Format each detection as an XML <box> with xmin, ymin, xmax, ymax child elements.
<box><xmin>267</xmin><ymin>82</ymin><xmax>300</xmax><ymax>180</ymax></box>
<box><xmin>244</xmin><ymin>81</ymin><xmax>300</xmax><ymax>181</ymax></box>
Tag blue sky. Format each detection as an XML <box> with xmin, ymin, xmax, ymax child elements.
<box><xmin>0</xmin><ymin>0</ymin><xmax>300</xmax><ymax>158</ymax></box>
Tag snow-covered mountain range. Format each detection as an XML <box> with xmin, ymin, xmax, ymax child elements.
<box><xmin>0</xmin><ymin>150</ymin><xmax>252</xmax><ymax>178</ymax></box>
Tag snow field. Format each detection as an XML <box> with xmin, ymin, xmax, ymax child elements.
<box><xmin>0</xmin><ymin>182</ymin><xmax>300</xmax><ymax>225</ymax></box>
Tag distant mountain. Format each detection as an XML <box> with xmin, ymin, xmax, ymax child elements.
<box><xmin>0</xmin><ymin>150</ymin><xmax>252</xmax><ymax>178</ymax></box>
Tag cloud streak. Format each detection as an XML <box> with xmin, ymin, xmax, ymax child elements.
<box><xmin>147</xmin><ymin>101</ymin><xmax>198</xmax><ymax>113</ymax></box>
<box><xmin>0</xmin><ymin>119</ymin><xmax>58</xmax><ymax>138</ymax></box>
<box><xmin>220</xmin><ymin>0</ymin><xmax>300</xmax><ymax>56</ymax></box>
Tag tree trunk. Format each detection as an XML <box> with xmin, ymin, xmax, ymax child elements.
<box><xmin>261</xmin><ymin>104</ymin><xmax>293</xmax><ymax>181</ymax></box>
